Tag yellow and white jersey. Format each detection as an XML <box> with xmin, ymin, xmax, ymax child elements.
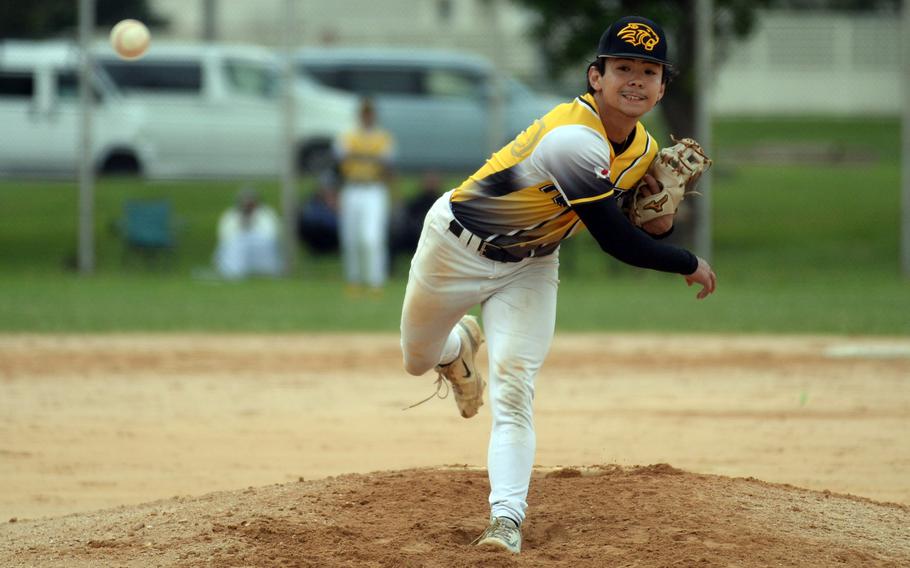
<box><xmin>450</xmin><ymin>92</ymin><xmax>657</xmax><ymax>257</ymax></box>
<box><xmin>334</xmin><ymin>126</ymin><xmax>396</xmax><ymax>184</ymax></box>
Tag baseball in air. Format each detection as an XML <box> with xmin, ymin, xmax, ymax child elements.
<box><xmin>110</xmin><ymin>19</ymin><xmax>150</xmax><ymax>60</ymax></box>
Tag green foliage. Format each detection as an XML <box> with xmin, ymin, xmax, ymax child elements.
<box><xmin>513</xmin><ymin>0</ymin><xmax>900</xmax><ymax>81</ymax></box>
<box><xmin>512</xmin><ymin>0</ymin><xmax>765</xmax><ymax>79</ymax></box>
<box><xmin>509</xmin><ymin>0</ymin><xmax>772</xmax><ymax>148</ymax></box>
<box><xmin>0</xmin><ymin>117</ymin><xmax>907</xmax><ymax>335</ymax></box>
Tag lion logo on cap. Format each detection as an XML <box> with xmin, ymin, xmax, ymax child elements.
<box><xmin>617</xmin><ymin>23</ymin><xmax>660</xmax><ymax>52</ymax></box>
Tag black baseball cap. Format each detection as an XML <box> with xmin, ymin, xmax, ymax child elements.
<box><xmin>597</xmin><ymin>15</ymin><xmax>670</xmax><ymax>65</ymax></box>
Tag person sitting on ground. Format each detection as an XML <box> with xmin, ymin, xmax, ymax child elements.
<box><xmin>297</xmin><ymin>171</ymin><xmax>341</xmax><ymax>255</ymax></box>
<box><xmin>213</xmin><ymin>186</ymin><xmax>284</xmax><ymax>279</ymax></box>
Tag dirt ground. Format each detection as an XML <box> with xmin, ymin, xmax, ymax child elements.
<box><xmin>1</xmin><ymin>333</ymin><xmax>908</xmax><ymax>566</ymax></box>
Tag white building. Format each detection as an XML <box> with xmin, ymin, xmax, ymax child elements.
<box><xmin>711</xmin><ymin>11</ymin><xmax>901</xmax><ymax>116</ymax></box>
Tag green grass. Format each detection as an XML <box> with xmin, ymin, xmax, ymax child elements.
<box><xmin>0</xmin><ymin>116</ymin><xmax>907</xmax><ymax>334</ymax></box>
<box><xmin>0</xmin><ymin>273</ymin><xmax>406</xmax><ymax>332</ymax></box>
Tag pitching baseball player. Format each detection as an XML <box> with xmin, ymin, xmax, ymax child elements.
<box><xmin>334</xmin><ymin>98</ymin><xmax>396</xmax><ymax>293</ymax></box>
<box><xmin>400</xmin><ymin>15</ymin><xmax>716</xmax><ymax>554</ymax></box>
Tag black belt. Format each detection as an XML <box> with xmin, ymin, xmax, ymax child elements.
<box><xmin>448</xmin><ymin>219</ymin><xmax>524</xmax><ymax>263</ymax></box>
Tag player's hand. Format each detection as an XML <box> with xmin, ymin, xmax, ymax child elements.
<box><xmin>638</xmin><ymin>174</ymin><xmax>674</xmax><ymax>235</ymax></box>
<box><xmin>684</xmin><ymin>256</ymin><xmax>717</xmax><ymax>300</ymax></box>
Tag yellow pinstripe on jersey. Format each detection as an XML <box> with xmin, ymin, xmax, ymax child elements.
<box><xmin>338</xmin><ymin>127</ymin><xmax>394</xmax><ymax>184</ymax></box>
<box><xmin>450</xmin><ymin>93</ymin><xmax>657</xmax><ymax>258</ymax></box>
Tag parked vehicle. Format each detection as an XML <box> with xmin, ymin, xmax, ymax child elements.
<box><xmin>294</xmin><ymin>47</ymin><xmax>565</xmax><ymax>172</ymax></box>
<box><xmin>94</xmin><ymin>42</ymin><xmax>358</xmax><ymax>177</ymax></box>
<box><xmin>0</xmin><ymin>41</ymin><xmax>148</xmax><ymax>177</ymax></box>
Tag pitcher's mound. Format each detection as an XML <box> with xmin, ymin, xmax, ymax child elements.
<box><xmin>2</xmin><ymin>464</ymin><xmax>907</xmax><ymax>567</ymax></box>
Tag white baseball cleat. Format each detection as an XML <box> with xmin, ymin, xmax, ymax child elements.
<box><xmin>473</xmin><ymin>516</ymin><xmax>522</xmax><ymax>554</ymax></box>
<box><xmin>434</xmin><ymin>315</ymin><xmax>485</xmax><ymax>419</ymax></box>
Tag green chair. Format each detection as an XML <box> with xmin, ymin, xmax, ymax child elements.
<box><xmin>116</xmin><ymin>199</ymin><xmax>179</xmax><ymax>266</ymax></box>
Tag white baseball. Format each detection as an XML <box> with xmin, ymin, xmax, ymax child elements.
<box><xmin>110</xmin><ymin>19</ymin><xmax>151</xmax><ymax>60</ymax></box>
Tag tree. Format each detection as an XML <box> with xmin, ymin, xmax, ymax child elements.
<box><xmin>512</xmin><ymin>0</ymin><xmax>901</xmax><ymax>139</ymax></box>
<box><xmin>511</xmin><ymin>0</ymin><xmax>773</xmax><ymax>139</ymax></box>
<box><xmin>0</xmin><ymin>0</ymin><xmax>167</xmax><ymax>40</ymax></box>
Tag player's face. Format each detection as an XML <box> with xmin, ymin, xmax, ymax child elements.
<box><xmin>592</xmin><ymin>57</ymin><xmax>665</xmax><ymax>119</ymax></box>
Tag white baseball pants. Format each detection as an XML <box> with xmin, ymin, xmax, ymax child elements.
<box><xmin>214</xmin><ymin>232</ymin><xmax>283</xmax><ymax>279</ymax></box>
<box><xmin>339</xmin><ymin>182</ymin><xmax>389</xmax><ymax>288</ymax></box>
<box><xmin>400</xmin><ymin>192</ymin><xmax>559</xmax><ymax>525</ymax></box>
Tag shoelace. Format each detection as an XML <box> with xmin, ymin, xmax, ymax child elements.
<box><xmin>471</xmin><ymin>518</ymin><xmax>517</xmax><ymax>545</ymax></box>
<box><xmin>401</xmin><ymin>371</ymin><xmax>450</xmax><ymax>411</ymax></box>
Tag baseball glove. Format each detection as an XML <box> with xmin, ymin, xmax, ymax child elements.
<box><xmin>628</xmin><ymin>136</ymin><xmax>712</xmax><ymax>227</ymax></box>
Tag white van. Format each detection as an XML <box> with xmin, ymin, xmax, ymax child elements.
<box><xmin>0</xmin><ymin>41</ymin><xmax>148</xmax><ymax>176</ymax></box>
<box><xmin>94</xmin><ymin>42</ymin><xmax>358</xmax><ymax>177</ymax></box>
<box><xmin>295</xmin><ymin>47</ymin><xmax>565</xmax><ymax>172</ymax></box>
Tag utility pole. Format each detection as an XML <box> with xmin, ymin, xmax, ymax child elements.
<box><xmin>902</xmin><ymin>0</ymin><xmax>910</xmax><ymax>277</ymax></box>
<box><xmin>78</xmin><ymin>0</ymin><xmax>96</xmax><ymax>274</ymax></box>
<box><xmin>486</xmin><ymin>0</ymin><xmax>506</xmax><ymax>158</ymax></box>
<box><xmin>693</xmin><ymin>0</ymin><xmax>714</xmax><ymax>261</ymax></box>
<box><xmin>281</xmin><ymin>0</ymin><xmax>299</xmax><ymax>273</ymax></box>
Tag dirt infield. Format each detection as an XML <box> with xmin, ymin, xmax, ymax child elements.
<box><xmin>1</xmin><ymin>333</ymin><xmax>909</xmax><ymax>566</ymax></box>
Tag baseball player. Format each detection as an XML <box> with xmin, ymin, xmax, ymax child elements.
<box><xmin>334</xmin><ymin>98</ymin><xmax>396</xmax><ymax>293</ymax></box>
<box><xmin>400</xmin><ymin>15</ymin><xmax>716</xmax><ymax>554</ymax></box>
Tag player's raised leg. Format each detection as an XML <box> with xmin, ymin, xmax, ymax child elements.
<box><xmin>434</xmin><ymin>314</ymin><xmax>486</xmax><ymax>418</ymax></box>
<box><xmin>400</xmin><ymin>260</ymin><xmax>475</xmax><ymax>378</ymax></box>
<box><xmin>400</xmin><ymin>196</ymin><xmax>498</xmax><ymax>417</ymax></box>
<box><xmin>400</xmin><ymin>199</ymin><xmax>486</xmax><ymax>374</ymax></box>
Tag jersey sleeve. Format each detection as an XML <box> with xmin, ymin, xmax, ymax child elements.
<box><xmin>530</xmin><ymin>124</ymin><xmax>615</xmax><ymax>206</ymax></box>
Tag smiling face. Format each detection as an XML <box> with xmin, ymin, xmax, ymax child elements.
<box><xmin>589</xmin><ymin>57</ymin><xmax>665</xmax><ymax>122</ymax></box>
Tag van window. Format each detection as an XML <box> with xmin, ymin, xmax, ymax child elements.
<box><xmin>0</xmin><ymin>72</ymin><xmax>34</xmax><ymax>98</ymax></box>
<box><xmin>300</xmin><ymin>66</ymin><xmax>342</xmax><ymax>90</ymax></box>
<box><xmin>225</xmin><ymin>59</ymin><xmax>277</xmax><ymax>98</ymax></box>
<box><xmin>56</xmin><ymin>71</ymin><xmax>102</xmax><ymax>101</ymax></box>
<box><xmin>426</xmin><ymin>68</ymin><xmax>484</xmax><ymax>99</ymax></box>
<box><xmin>345</xmin><ymin>67</ymin><xmax>422</xmax><ymax>96</ymax></box>
<box><xmin>101</xmin><ymin>60</ymin><xmax>202</xmax><ymax>94</ymax></box>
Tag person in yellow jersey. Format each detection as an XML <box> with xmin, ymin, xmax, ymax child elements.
<box><xmin>334</xmin><ymin>98</ymin><xmax>396</xmax><ymax>292</ymax></box>
<box><xmin>399</xmin><ymin>15</ymin><xmax>717</xmax><ymax>554</ymax></box>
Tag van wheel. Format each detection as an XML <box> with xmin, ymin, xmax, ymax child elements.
<box><xmin>100</xmin><ymin>152</ymin><xmax>141</xmax><ymax>176</ymax></box>
<box><xmin>297</xmin><ymin>141</ymin><xmax>334</xmax><ymax>174</ymax></box>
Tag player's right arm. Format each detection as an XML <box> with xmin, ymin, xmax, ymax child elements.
<box><xmin>685</xmin><ymin>256</ymin><xmax>717</xmax><ymax>300</ymax></box>
<box><xmin>575</xmin><ymin>197</ymin><xmax>716</xmax><ymax>299</ymax></box>
<box><xmin>573</xmin><ymin>196</ymin><xmax>695</xmax><ymax>274</ymax></box>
